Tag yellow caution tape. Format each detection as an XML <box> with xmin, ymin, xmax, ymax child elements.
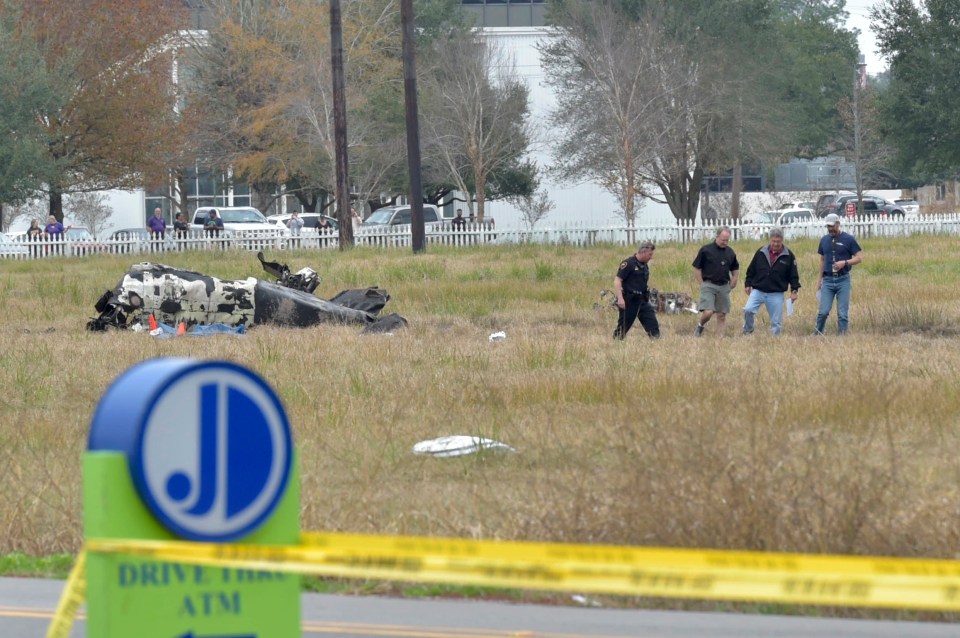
<box><xmin>80</xmin><ymin>532</ymin><xmax>960</xmax><ymax>611</ymax></box>
<box><xmin>46</xmin><ymin>550</ymin><xmax>86</xmax><ymax>638</ymax></box>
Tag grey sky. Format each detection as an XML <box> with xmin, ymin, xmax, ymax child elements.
<box><xmin>846</xmin><ymin>0</ymin><xmax>883</xmax><ymax>71</ymax></box>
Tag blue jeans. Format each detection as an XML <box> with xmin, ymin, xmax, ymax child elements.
<box><xmin>816</xmin><ymin>274</ymin><xmax>851</xmax><ymax>335</ymax></box>
<box><xmin>742</xmin><ymin>289</ymin><xmax>785</xmax><ymax>335</ymax></box>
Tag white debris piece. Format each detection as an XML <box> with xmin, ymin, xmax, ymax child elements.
<box><xmin>412</xmin><ymin>435</ymin><xmax>516</xmax><ymax>458</ymax></box>
<box><xmin>571</xmin><ymin>594</ymin><xmax>602</xmax><ymax>607</ymax></box>
<box><xmin>488</xmin><ymin>331</ymin><xmax>506</xmax><ymax>342</ymax></box>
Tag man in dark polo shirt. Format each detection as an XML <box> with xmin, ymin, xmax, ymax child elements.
<box><xmin>815</xmin><ymin>213</ymin><xmax>863</xmax><ymax>335</ymax></box>
<box><xmin>692</xmin><ymin>226</ymin><xmax>740</xmax><ymax>337</ymax></box>
<box><xmin>613</xmin><ymin>240</ymin><xmax>660</xmax><ymax>340</ymax></box>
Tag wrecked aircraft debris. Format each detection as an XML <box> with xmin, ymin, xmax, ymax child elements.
<box><xmin>87</xmin><ymin>258</ymin><xmax>408</xmax><ymax>333</ymax></box>
<box><xmin>594</xmin><ymin>288</ymin><xmax>697</xmax><ymax>315</ymax></box>
<box><xmin>257</xmin><ymin>251</ymin><xmax>320</xmax><ymax>294</ymax></box>
<box><xmin>412</xmin><ymin>435</ymin><xmax>517</xmax><ymax>458</ymax></box>
<box><xmin>649</xmin><ymin>289</ymin><xmax>698</xmax><ymax>315</ymax></box>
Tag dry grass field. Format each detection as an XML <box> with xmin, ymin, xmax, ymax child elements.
<box><xmin>2</xmin><ymin>235</ymin><xmax>960</xmax><ymax>574</ymax></box>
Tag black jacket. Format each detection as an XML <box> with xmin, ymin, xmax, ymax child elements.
<box><xmin>744</xmin><ymin>245</ymin><xmax>801</xmax><ymax>293</ymax></box>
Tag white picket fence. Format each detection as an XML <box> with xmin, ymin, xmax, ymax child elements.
<box><xmin>4</xmin><ymin>215</ymin><xmax>960</xmax><ymax>259</ymax></box>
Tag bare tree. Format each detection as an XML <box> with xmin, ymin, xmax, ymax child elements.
<box><xmin>420</xmin><ymin>35</ymin><xmax>532</xmax><ymax>222</ymax></box>
<box><xmin>1</xmin><ymin>204</ymin><xmax>24</xmax><ymax>232</ymax></box>
<box><xmin>5</xmin><ymin>198</ymin><xmax>46</xmax><ymax>231</ymax></box>
<box><xmin>540</xmin><ymin>2</ymin><xmax>696</xmax><ymax>224</ymax></box>
<box><xmin>836</xmin><ymin>83</ymin><xmax>894</xmax><ymax>207</ymax></box>
<box><xmin>66</xmin><ymin>192</ymin><xmax>113</xmax><ymax>237</ymax></box>
<box><xmin>514</xmin><ymin>188</ymin><xmax>555</xmax><ymax>230</ymax></box>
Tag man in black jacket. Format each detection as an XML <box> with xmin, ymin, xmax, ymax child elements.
<box><xmin>742</xmin><ymin>227</ymin><xmax>800</xmax><ymax>336</ymax></box>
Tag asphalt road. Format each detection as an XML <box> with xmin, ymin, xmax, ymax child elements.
<box><xmin>2</xmin><ymin>577</ymin><xmax>958</xmax><ymax>638</ymax></box>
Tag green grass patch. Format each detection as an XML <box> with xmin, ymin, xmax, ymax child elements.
<box><xmin>0</xmin><ymin>553</ymin><xmax>75</xmax><ymax>578</ymax></box>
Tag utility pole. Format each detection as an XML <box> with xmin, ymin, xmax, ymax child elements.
<box><xmin>853</xmin><ymin>54</ymin><xmax>866</xmax><ymax>214</ymax></box>
<box><xmin>401</xmin><ymin>0</ymin><xmax>425</xmax><ymax>253</ymax></box>
<box><xmin>330</xmin><ymin>0</ymin><xmax>352</xmax><ymax>248</ymax></box>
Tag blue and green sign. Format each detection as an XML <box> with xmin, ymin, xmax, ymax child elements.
<box><xmin>85</xmin><ymin>358</ymin><xmax>301</xmax><ymax>638</ymax></box>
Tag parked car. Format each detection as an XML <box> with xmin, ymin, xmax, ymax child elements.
<box><xmin>741</xmin><ymin>212</ymin><xmax>777</xmax><ymax>239</ymax></box>
<box><xmin>191</xmin><ymin>206</ymin><xmax>275</xmax><ymax>232</ymax></box>
<box><xmin>190</xmin><ymin>206</ymin><xmax>282</xmax><ymax>248</ymax></box>
<box><xmin>64</xmin><ymin>226</ymin><xmax>107</xmax><ymax>255</ymax></box>
<box><xmin>266</xmin><ymin>212</ymin><xmax>339</xmax><ymax>233</ymax></box>
<box><xmin>776</xmin><ymin>209</ymin><xmax>815</xmax><ymax>225</ymax></box>
<box><xmin>362</xmin><ymin>204</ymin><xmax>444</xmax><ymax>228</ymax></box>
<box><xmin>814</xmin><ymin>191</ymin><xmax>856</xmax><ymax>218</ymax></box>
<box><xmin>833</xmin><ymin>195</ymin><xmax>907</xmax><ymax>218</ymax></box>
<box><xmin>895</xmin><ymin>198</ymin><xmax>920</xmax><ymax>218</ymax></box>
<box><xmin>0</xmin><ymin>232</ymin><xmax>29</xmax><ymax>257</ymax></box>
<box><xmin>108</xmin><ymin>228</ymin><xmax>176</xmax><ymax>253</ymax></box>
<box><xmin>778</xmin><ymin>200</ymin><xmax>816</xmax><ymax>211</ymax></box>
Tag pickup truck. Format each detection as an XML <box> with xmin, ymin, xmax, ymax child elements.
<box><xmin>191</xmin><ymin>206</ymin><xmax>283</xmax><ymax>248</ymax></box>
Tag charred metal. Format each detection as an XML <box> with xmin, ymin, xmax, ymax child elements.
<box><xmin>87</xmin><ymin>256</ymin><xmax>408</xmax><ymax>333</ymax></box>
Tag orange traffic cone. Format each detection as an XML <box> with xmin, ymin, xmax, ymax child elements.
<box><xmin>149</xmin><ymin>313</ymin><xmax>158</xmax><ymax>331</ymax></box>
<box><xmin>177</xmin><ymin>321</ymin><xmax>186</xmax><ymax>335</ymax></box>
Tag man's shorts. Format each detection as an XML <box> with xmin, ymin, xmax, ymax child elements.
<box><xmin>698</xmin><ymin>282</ymin><xmax>731</xmax><ymax>314</ymax></box>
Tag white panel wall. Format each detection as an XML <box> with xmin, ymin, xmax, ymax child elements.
<box><xmin>481</xmin><ymin>27</ymin><xmax>677</xmax><ymax>227</ymax></box>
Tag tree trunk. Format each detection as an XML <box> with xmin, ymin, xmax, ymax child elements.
<box><xmin>49</xmin><ymin>190</ymin><xmax>64</xmax><ymax>223</ymax></box>
<box><xmin>295</xmin><ymin>192</ymin><xmax>318</xmax><ymax>213</ymax></box>
<box><xmin>731</xmin><ymin>160</ymin><xmax>742</xmax><ymax>220</ymax></box>
<box><xmin>658</xmin><ymin>165</ymin><xmax>703</xmax><ymax>222</ymax></box>
<box><xmin>475</xmin><ymin>173</ymin><xmax>486</xmax><ymax>222</ymax></box>
<box><xmin>251</xmin><ymin>183</ymin><xmax>273</xmax><ymax>213</ymax></box>
<box><xmin>623</xmin><ymin>140</ymin><xmax>635</xmax><ymax>225</ymax></box>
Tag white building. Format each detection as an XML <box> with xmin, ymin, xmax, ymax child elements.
<box><xmin>477</xmin><ymin>26</ymin><xmax>680</xmax><ymax>227</ymax></box>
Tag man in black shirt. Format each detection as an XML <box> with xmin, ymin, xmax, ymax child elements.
<box><xmin>173</xmin><ymin>213</ymin><xmax>189</xmax><ymax>239</ymax></box>
<box><xmin>452</xmin><ymin>208</ymin><xmax>467</xmax><ymax>229</ymax></box>
<box><xmin>613</xmin><ymin>241</ymin><xmax>660</xmax><ymax>340</ymax></box>
<box><xmin>692</xmin><ymin>226</ymin><xmax>740</xmax><ymax>337</ymax></box>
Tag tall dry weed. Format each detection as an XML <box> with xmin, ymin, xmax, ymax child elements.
<box><xmin>1</xmin><ymin>239</ymin><xmax>959</xmax><ymax>564</ymax></box>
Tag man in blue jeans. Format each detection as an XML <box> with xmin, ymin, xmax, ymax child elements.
<box><xmin>742</xmin><ymin>227</ymin><xmax>800</xmax><ymax>336</ymax></box>
<box><xmin>815</xmin><ymin>213</ymin><xmax>864</xmax><ymax>335</ymax></box>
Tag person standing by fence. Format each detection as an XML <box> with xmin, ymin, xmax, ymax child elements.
<box><xmin>815</xmin><ymin>213</ymin><xmax>863</xmax><ymax>335</ymax></box>
<box><xmin>317</xmin><ymin>215</ymin><xmax>333</xmax><ymax>248</ymax></box>
<box><xmin>692</xmin><ymin>226</ymin><xmax>739</xmax><ymax>337</ymax></box>
<box><xmin>44</xmin><ymin>215</ymin><xmax>63</xmax><ymax>238</ymax></box>
<box><xmin>44</xmin><ymin>215</ymin><xmax>64</xmax><ymax>256</ymax></box>
<box><xmin>27</xmin><ymin>219</ymin><xmax>42</xmax><ymax>258</ymax></box>
<box><xmin>204</xmin><ymin>210</ymin><xmax>224</xmax><ymax>242</ymax></box>
<box><xmin>173</xmin><ymin>213</ymin><xmax>189</xmax><ymax>238</ymax></box>
<box><xmin>287</xmin><ymin>210</ymin><xmax>304</xmax><ymax>248</ymax></box>
<box><xmin>147</xmin><ymin>207</ymin><xmax>166</xmax><ymax>239</ymax></box>
<box><xmin>613</xmin><ymin>241</ymin><xmax>660</xmax><ymax>340</ymax></box>
<box><xmin>451</xmin><ymin>209</ymin><xmax>467</xmax><ymax>246</ymax></box>
<box><xmin>351</xmin><ymin>207</ymin><xmax>362</xmax><ymax>235</ymax></box>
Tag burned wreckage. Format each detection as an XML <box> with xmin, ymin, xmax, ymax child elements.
<box><xmin>87</xmin><ymin>252</ymin><xmax>407</xmax><ymax>333</ymax></box>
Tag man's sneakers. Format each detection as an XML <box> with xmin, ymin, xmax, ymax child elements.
<box><xmin>693</xmin><ymin>323</ymin><xmax>705</xmax><ymax>337</ymax></box>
